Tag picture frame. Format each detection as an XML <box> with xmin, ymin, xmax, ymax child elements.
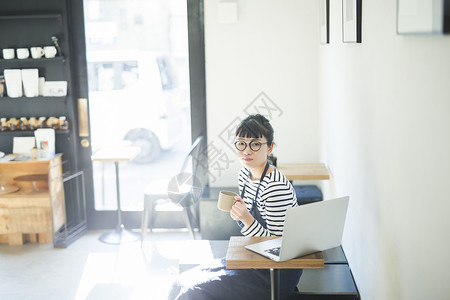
<box><xmin>320</xmin><ymin>0</ymin><xmax>330</xmax><ymax>44</ymax></box>
<box><xmin>397</xmin><ymin>0</ymin><xmax>450</xmax><ymax>35</ymax></box>
<box><xmin>342</xmin><ymin>0</ymin><xmax>362</xmax><ymax>43</ymax></box>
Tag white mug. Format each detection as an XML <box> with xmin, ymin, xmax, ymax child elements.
<box><xmin>2</xmin><ymin>48</ymin><xmax>15</xmax><ymax>59</ymax></box>
<box><xmin>30</xmin><ymin>47</ymin><xmax>45</xmax><ymax>59</ymax></box>
<box><xmin>16</xmin><ymin>48</ymin><xmax>30</xmax><ymax>59</ymax></box>
<box><xmin>43</xmin><ymin>46</ymin><xmax>57</xmax><ymax>58</ymax></box>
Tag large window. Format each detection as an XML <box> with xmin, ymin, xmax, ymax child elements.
<box><xmin>84</xmin><ymin>0</ymin><xmax>191</xmax><ymax>212</ymax></box>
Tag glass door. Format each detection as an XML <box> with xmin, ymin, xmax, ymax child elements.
<box><xmin>83</xmin><ymin>0</ymin><xmax>192</xmax><ymax>228</ymax></box>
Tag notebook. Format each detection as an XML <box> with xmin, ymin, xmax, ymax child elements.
<box><xmin>245</xmin><ymin>196</ymin><xmax>349</xmax><ymax>262</ymax></box>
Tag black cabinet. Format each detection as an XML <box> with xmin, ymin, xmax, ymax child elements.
<box><xmin>0</xmin><ymin>8</ymin><xmax>87</xmax><ymax>247</ymax></box>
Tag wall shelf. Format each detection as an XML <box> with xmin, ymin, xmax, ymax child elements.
<box><xmin>0</xmin><ymin>96</ymin><xmax>66</xmax><ymax>101</ymax></box>
<box><xmin>0</xmin><ymin>130</ymin><xmax>69</xmax><ymax>136</ymax></box>
<box><xmin>0</xmin><ymin>13</ymin><xmax>62</xmax><ymax>21</ymax></box>
<box><xmin>0</xmin><ymin>56</ymin><xmax>66</xmax><ymax>63</ymax></box>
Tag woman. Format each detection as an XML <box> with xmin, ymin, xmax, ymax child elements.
<box><xmin>168</xmin><ymin>114</ymin><xmax>301</xmax><ymax>300</ymax></box>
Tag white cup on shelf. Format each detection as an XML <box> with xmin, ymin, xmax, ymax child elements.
<box><xmin>43</xmin><ymin>46</ymin><xmax>57</xmax><ymax>58</ymax></box>
<box><xmin>21</xmin><ymin>69</ymin><xmax>39</xmax><ymax>97</ymax></box>
<box><xmin>4</xmin><ymin>69</ymin><xmax>23</xmax><ymax>98</ymax></box>
<box><xmin>30</xmin><ymin>47</ymin><xmax>45</xmax><ymax>59</ymax></box>
<box><xmin>16</xmin><ymin>48</ymin><xmax>30</xmax><ymax>59</ymax></box>
<box><xmin>2</xmin><ymin>48</ymin><xmax>15</xmax><ymax>59</ymax></box>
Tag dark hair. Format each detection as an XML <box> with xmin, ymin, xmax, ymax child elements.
<box><xmin>235</xmin><ymin>114</ymin><xmax>274</xmax><ymax>144</ymax></box>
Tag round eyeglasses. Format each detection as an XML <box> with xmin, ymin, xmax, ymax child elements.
<box><xmin>234</xmin><ymin>140</ymin><xmax>270</xmax><ymax>152</ymax></box>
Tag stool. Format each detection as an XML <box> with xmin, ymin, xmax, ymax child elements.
<box><xmin>293</xmin><ymin>185</ymin><xmax>323</xmax><ymax>206</ymax></box>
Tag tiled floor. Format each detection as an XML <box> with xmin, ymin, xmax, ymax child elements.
<box><xmin>0</xmin><ymin>230</ymin><xmax>196</xmax><ymax>300</ymax></box>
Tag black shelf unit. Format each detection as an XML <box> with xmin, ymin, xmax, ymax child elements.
<box><xmin>0</xmin><ymin>7</ymin><xmax>87</xmax><ymax>247</ymax></box>
<box><xmin>0</xmin><ymin>10</ymin><xmax>73</xmax><ymax>154</ymax></box>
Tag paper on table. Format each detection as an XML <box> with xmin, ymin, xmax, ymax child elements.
<box><xmin>13</xmin><ymin>137</ymin><xmax>36</xmax><ymax>154</ymax></box>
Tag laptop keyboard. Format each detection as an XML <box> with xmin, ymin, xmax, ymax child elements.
<box><xmin>265</xmin><ymin>246</ymin><xmax>280</xmax><ymax>257</ymax></box>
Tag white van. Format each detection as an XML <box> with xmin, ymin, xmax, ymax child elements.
<box><xmin>87</xmin><ymin>50</ymin><xmax>188</xmax><ymax>163</ymax></box>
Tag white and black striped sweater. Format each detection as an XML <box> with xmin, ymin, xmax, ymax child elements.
<box><xmin>238</xmin><ymin>166</ymin><xmax>297</xmax><ymax>237</ymax></box>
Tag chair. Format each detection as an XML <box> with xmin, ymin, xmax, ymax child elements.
<box><xmin>140</xmin><ymin>136</ymin><xmax>205</xmax><ymax>242</ymax></box>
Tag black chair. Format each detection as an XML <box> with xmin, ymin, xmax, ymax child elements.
<box><xmin>140</xmin><ymin>136</ymin><xmax>205</xmax><ymax>242</ymax></box>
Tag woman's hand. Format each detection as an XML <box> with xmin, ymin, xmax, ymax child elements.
<box><xmin>230</xmin><ymin>196</ymin><xmax>254</xmax><ymax>227</ymax></box>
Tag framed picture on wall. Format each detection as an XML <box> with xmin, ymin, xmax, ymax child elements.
<box><xmin>320</xmin><ymin>0</ymin><xmax>330</xmax><ymax>44</ymax></box>
<box><xmin>397</xmin><ymin>0</ymin><xmax>450</xmax><ymax>34</ymax></box>
<box><xmin>342</xmin><ymin>0</ymin><xmax>362</xmax><ymax>43</ymax></box>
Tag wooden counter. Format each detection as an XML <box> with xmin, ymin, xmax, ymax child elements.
<box><xmin>0</xmin><ymin>155</ymin><xmax>65</xmax><ymax>245</ymax></box>
<box><xmin>276</xmin><ymin>163</ymin><xmax>330</xmax><ymax>181</ymax></box>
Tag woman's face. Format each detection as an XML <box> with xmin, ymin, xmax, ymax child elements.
<box><xmin>235</xmin><ymin>136</ymin><xmax>273</xmax><ymax>169</ymax></box>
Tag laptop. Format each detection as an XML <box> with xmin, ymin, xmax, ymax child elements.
<box><xmin>245</xmin><ymin>196</ymin><xmax>349</xmax><ymax>262</ymax></box>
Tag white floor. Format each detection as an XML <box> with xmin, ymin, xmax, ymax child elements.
<box><xmin>0</xmin><ymin>230</ymin><xmax>196</xmax><ymax>300</ymax></box>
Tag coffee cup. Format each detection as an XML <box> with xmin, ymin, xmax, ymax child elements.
<box><xmin>217</xmin><ymin>190</ymin><xmax>238</xmax><ymax>212</ymax></box>
<box><xmin>21</xmin><ymin>69</ymin><xmax>39</xmax><ymax>97</ymax></box>
<box><xmin>44</xmin><ymin>46</ymin><xmax>57</xmax><ymax>58</ymax></box>
<box><xmin>4</xmin><ymin>69</ymin><xmax>23</xmax><ymax>98</ymax></box>
<box><xmin>2</xmin><ymin>48</ymin><xmax>15</xmax><ymax>59</ymax></box>
<box><xmin>30</xmin><ymin>47</ymin><xmax>45</xmax><ymax>59</ymax></box>
<box><xmin>16</xmin><ymin>48</ymin><xmax>30</xmax><ymax>59</ymax></box>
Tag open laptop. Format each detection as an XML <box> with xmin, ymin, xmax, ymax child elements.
<box><xmin>245</xmin><ymin>196</ymin><xmax>349</xmax><ymax>262</ymax></box>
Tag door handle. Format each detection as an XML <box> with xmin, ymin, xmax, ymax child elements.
<box><xmin>78</xmin><ymin>98</ymin><xmax>89</xmax><ymax>137</ymax></box>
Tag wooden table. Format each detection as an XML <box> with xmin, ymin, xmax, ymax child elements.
<box><xmin>276</xmin><ymin>163</ymin><xmax>330</xmax><ymax>181</ymax></box>
<box><xmin>91</xmin><ymin>145</ymin><xmax>140</xmax><ymax>244</ymax></box>
<box><xmin>226</xmin><ymin>236</ymin><xmax>324</xmax><ymax>300</ymax></box>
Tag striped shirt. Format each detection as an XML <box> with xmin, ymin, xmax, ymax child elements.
<box><xmin>238</xmin><ymin>166</ymin><xmax>297</xmax><ymax>237</ymax></box>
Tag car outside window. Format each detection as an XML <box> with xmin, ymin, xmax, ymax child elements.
<box><xmin>87</xmin><ymin>61</ymin><xmax>139</xmax><ymax>92</ymax></box>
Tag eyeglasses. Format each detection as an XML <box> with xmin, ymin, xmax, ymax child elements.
<box><xmin>234</xmin><ymin>140</ymin><xmax>270</xmax><ymax>152</ymax></box>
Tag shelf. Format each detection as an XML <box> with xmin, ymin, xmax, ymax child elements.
<box><xmin>0</xmin><ymin>187</ymin><xmax>50</xmax><ymax>201</ymax></box>
<box><xmin>0</xmin><ymin>56</ymin><xmax>66</xmax><ymax>63</ymax></box>
<box><xmin>0</xmin><ymin>96</ymin><xmax>66</xmax><ymax>101</ymax></box>
<box><xmin>0</xmin><ymin>130</ymin><xmax>70</xmax><ymax>136</ymax></box>
<box><xmin>0</xmin><ymin>13</ymin><xmax>62</xmax><ymax>21</ymax></box>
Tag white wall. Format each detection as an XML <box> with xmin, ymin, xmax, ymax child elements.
<box><xmin>204</xmin><ymin>0</ymin><xmax>319</xmax><ymax>186</ymax></box>
<box><xmin>320</xmin><ymin>0</ymin><xmax>450</xmax><ymax>299</ymax></box>
<box><xmin>204</xmin><ymin>0</ymin><xmax>450</xmax><ymax>299</ymax></box>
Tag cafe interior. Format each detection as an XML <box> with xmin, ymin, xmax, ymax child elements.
<box><xmin>1</xmin><ymin>0</ymin><xmax>449</xmax><ymax>299</ymax></box>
